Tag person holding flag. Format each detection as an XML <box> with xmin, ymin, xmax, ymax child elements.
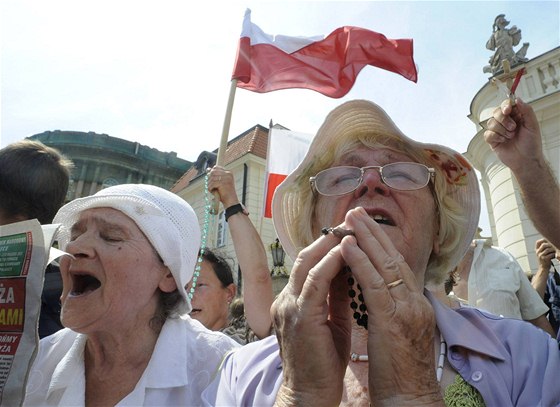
<box><xmin>188</xmin><ymin>166</ymin><xmax>274</xmax><ymax>343</ymax></box>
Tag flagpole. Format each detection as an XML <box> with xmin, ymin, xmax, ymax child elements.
<box><xmin>258</xmin><ymin>118</ymin><xmax>274</xmax><ymax>236</ymax></box>
<box><xmin>211</xmin><ymin>79</ymin><xmax>238</xmax><ymax>214</ymax></box>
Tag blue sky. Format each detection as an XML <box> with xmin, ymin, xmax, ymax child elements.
<box><xmin>1</xmin><ymin>0</ymin><xmax>559</xmax><ymax>233</ymax></box>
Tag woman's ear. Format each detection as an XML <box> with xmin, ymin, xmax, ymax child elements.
<box><xmin>158</xmin><ymin>269</ymin><xmax>178</xmax><ymax>293</ymax></box>
<box><xmin>226</xmin><ymin>283</ymin><xmax>237</xmax><ymax>304</ymax></box>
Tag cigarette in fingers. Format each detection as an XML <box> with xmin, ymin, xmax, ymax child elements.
<box><xmin>321</xmin><ymin>226</ymin><xmax>355</xmax><ymax>238</ymax></box>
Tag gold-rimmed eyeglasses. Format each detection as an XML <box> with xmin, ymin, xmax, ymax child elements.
<box><xmin>309</xmin><ymin>162</ymin><xmax>435</xmax><ymax>196</ymax></box>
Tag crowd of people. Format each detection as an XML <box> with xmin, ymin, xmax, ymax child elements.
<box><xmin>1</xmin><ymin>93</ymin><xmax>558</xmax><ymax>406</ymax></box>
<box><xmin>188</xmin><ymin>166</ymin><xmax>273</xmax><ymax>344</ymax></box>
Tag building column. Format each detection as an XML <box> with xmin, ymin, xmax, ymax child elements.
<box><xmin>88</xmin><ymin>165</ymin><xmax>102</xmax><ymax>195</ymax></box>
<box><xmin>74</xmin><ymin>162</ymin><xmax>88</xmax><ymax>199</ymax></box>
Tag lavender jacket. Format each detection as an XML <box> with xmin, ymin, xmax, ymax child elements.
<box><xmin>202</xmin><ymin>291</ymin><xmax>560</xmax><ymax>407</ymax></box>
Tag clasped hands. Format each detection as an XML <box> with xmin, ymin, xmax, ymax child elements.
<box><xmin>272</xmin><ymin>207</ymin><xmax>443</xmax><ymax>407</ymax></box>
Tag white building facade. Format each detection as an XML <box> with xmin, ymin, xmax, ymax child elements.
<box><xmin>465</xmin><ymin>47</ymin><xmax>560</xmax><ymax>274</ymax></box>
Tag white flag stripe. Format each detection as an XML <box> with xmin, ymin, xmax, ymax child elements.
<box><xmin>240</xmin><ymin>9</ymin><xmax>322</xmax><ymax>54</ymax></box>
<box><xmin>263</xmin><ymin>127</ymin><xmax>313</xmax><ymax>218</ymax></box>
<box><xmin>266</xmin><ymin>128</ymin><xmax>313</xmax><ymax>175</ymax></box>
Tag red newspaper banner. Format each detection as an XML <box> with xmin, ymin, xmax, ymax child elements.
<box><xmin>0</xmin><ymin>220</ymin><xmax>59</xmax><ymax>405</ymax></box>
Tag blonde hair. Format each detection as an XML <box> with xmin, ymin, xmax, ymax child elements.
<box><xmin>289</xmin><ymin>132</ymin><xmax>468</xmax><ymax>284</ymax></box>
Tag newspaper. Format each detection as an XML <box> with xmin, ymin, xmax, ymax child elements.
<box><xmin>0</xmin><ymin>220</ymin><xmax>60</xmax><ymax>406</ymax></box>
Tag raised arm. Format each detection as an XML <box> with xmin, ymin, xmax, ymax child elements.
<box><xmin>208</xmin><ymin>166</ymin><xmax>273</xmax><ymax>338</ymax></box>
<box><xmin>532</xmin><ymin>238</ymin><xmax>556</xmax><ymax>298</ymax></box>
<box><xmin>484</xmin><ymin>98</ymin><xmax>560</xmax><ymax>248</ymax></box>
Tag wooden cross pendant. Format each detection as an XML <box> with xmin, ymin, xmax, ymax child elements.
<box><xmin>491</xmin><ymin>59</ymin><xmax>526</xmax><ymax>106</ymax></box>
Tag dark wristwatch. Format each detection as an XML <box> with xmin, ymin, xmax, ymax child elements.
<box><xmin>224</xmin><ymin>203</ymin><xmax>249</xmax><ymax>222</ymax></box>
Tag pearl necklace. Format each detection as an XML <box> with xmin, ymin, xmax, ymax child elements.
<box><xmin>188</xmin><ymin>173</ymin><xmax>211</xmax><ymax>300</ymax></box>
<box><xmin>350</xmin><ymin>332</ymin><xmax>447</xmax><ymax>383</ymax></box>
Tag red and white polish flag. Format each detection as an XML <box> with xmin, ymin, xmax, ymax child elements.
<box><xmin>264</xmin><ymin>127</ymin><xmax>312</xmax><ymax>218</ymax></box>
<box><xmin>232</xmin><ymin>9</ymin><xmax>417</xmax><ymax>98</ymax></box>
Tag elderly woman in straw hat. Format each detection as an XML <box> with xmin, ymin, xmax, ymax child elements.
<box><xmin>202</xmin><ymin>100</ymin><xmax>560</xmax><ymax>406</ymax></box>
<box><xmin>24</xmin><ymin>184</ymin><xmax>239</xmax><ymax>406</ymax></box>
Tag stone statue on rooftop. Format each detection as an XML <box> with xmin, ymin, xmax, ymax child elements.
<box><xmin>483</xmin><ymin>14</ymin><xmax>529</xmax><ymax>75</ymax></box>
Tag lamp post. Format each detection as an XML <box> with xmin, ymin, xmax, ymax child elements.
<box><xmin>270</xmin><ymin>238</ymin><xmax>287</xmax><ymax>277</ymax></box>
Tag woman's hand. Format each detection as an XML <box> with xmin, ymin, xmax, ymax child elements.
<box><xmin>536</xmin><ymin>238</ymin><xmax>556</xmax><ymax>269</ymax></box>
<box><xmin>272</xmin><ymin>230</ymin><xmax>352</xmax><ymax>407</ymax></box>
<box><xmin>484</xmin><ymin>98</ymin><xmax>543</xmax><ymax>175</ymax></box>
<box><xmin>207</xmin><ymin>166</ymin><xmax>239</xmax><ymax>208</ymax></box>
<box><xmin>340</xmin><ymin>207</ymin><xmax>443</xmax><ymax>406</ymax></box>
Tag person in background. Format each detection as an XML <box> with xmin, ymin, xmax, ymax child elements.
<box><xmin>484</xmin><ymin>98</ymin><xmax>560</xmax><ymax>249</ymax></box>
<box><xmin>189</xmin><ymin>249</ymin><xmax>236</xmax><ymax>332</ymax></box>
<box><xmin>190</xmin><ymin>248</ymin><xmax>260</xmax><ymax>344</ymax></box>
<box><xmin>188</xmin><ymin>166</ymin><xmax>274</xmax><ymax>342</ymax></box>
<box><xmin>0</xmin><ymin>139</ymin><xmax>73</xmax><ymax>338</ymax></box>
<box><xmin>443</xmin><ymin>233</ymin><xmax>554</xmax><ymax>336</ymax></box>
<box><xmin>202</xmin><ymin>99</ymin><xmax>559</xmax><ymax>407</ymax></box>
<box><xmin>531</xmin><ymin>238</ymin><xmax>560</xmax><ymax>337</ymax></box>
<box><xmin>23</xmin><ymin>184</ymin><xmax>238</xmax><ymax>406</ymax></box>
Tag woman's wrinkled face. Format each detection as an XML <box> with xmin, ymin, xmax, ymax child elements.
<box><xmin>313</xmin><ymin>146</ymin><xmax>439</xmax><ymax>286</ymax></box>
<box><xmin>59</xmin><ymin>207</ymin><xmax>175</xmax><ymax>333</ymax></box>
<box><xmin>187</xmin><ymin>259</ymin><xmax>234</xmax><ymax>331</ymax></box>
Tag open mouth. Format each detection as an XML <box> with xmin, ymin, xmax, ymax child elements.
<box><xmin>70</xmin><ymin>273</ymin><xmax>101</xmax><ymax>296</ymax></box>
<box><xmin>371</xmin><ymin>213</ymin><xmax>395</xmax><ymax>226</ymax></box>
<box><xmin>190</xmin><ymin>308</ymin><xmax>202</xmax><ymax>315</ymax></box>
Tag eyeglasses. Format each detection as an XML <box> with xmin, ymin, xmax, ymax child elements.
<box><xmin>309</xmin><ymin>162</ymin><xmax>435</xmax><ymax>196</ymax></box>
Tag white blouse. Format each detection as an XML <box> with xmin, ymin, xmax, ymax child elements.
<box><xmin>23</xmin><ymin>316</ymin><xmax>239</xmax><ymax>406</ymax></box>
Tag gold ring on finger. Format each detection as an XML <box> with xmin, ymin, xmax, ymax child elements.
<box><xmin>387</xmin><ymin>278</ymin><xmax>404</xmax><ymax>289</ymax></box>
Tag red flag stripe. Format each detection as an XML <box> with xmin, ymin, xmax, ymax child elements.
<box><xmin>232</xmin><ymin>12</ymin><xmax>417</xmax><ymax>98</ymax></box>
<box><xmin>263</xmin><ymin>128</ymin><xmax>312</xmax><ymax>218</ymax></box>
<box><xmin>264</xmin><ymin>173</ymin><xmax>287</xmax><ymax>218</ymax></box>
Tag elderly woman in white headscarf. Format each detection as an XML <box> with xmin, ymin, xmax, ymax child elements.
<box><xmin>202</xmin><ymin>100</ymin><xmax>560</xmax><ymax>407</ymax></box>
<box><xmin>24</xmin><ymin>184</ymin><xmax>238</xmax><ymax>406</ymax></box>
